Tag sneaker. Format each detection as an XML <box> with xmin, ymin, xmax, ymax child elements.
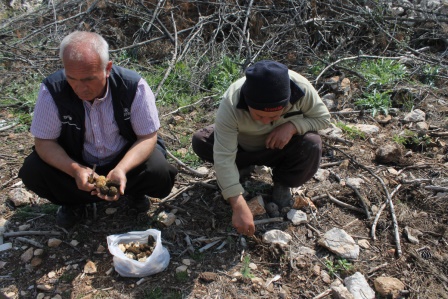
<box><xmin>56</xmin><ymin>205</ymin><xmax>84</xmax><ymax>229</ymax></box>
<box><xmin>272</xmin><ymin>183</ymin><xmax>292</xmax><ymax>209</ymax></box>
<box><xmin>128</xmin><ymin>195</ymin><xmax>150</xmax><ymax>212</ymax></box>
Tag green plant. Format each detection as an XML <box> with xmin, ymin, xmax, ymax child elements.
<box><xmin>325</xmin><ymin>258</ymin><xmax>353</xmax><ymax>277</ymax></box>
<box><xmin>204</xmin><ymin>56</ymin><xmax>241</xmax><ymax>95</ymax></box>
<box><xmin>358</xmin><ymin>59</ymin><xmax>407</xmax><ymax>88</ymax></box>
<box><xmin>395</xmin><ymin>130</ymin><xmax>432</xmax><ymax>152</ymax></box>
<box><xmin>190</xmin><ymin>250</ymin><xmax>204</xmax><ymax>262</ymax></box>
<box><xmin>419</xmin><ymin>64</ymin><xmax>440</xmax><ymax>86</ymax></box>
<box><xmin>336</xmin><ymin>122</ymin><xmax>366</xmax><ymax>140</ymax></box>
<box><xmin>175</xmin><ymin>270</ymin><xmax>189</xmax><ymax>282</ymax></box>
<box><xmin>241</xmin><ymin>254</ymin><xmax>254</xmax><ymax>279</ymax></box>
<box><xmin>355</xmin><ymin>89</ymin><xmax>391</xmax><ymax>116</ymax></box>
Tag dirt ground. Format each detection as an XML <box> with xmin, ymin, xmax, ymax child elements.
<box><xmin>0</xmin><ymin>87</ymin><xmax>448</xmax><ymax>299</ymax></box>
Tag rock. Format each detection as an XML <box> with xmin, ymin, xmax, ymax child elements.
<box><xmin>314</xmin><ymin>169</ymin><xmax>330</xmax><ymax>182</ymax></box>
<box><xmin>404</xmin><ymin>226</ymin><xmax>423</xmax><ymax>244</ymax></box>
<box><xmin>31</xmin><ymin>257</ymin><xmax>43</xmax><ymax>267</ymax></box>
<box><xmin>350</xmin><ymin>124</ymin><xmax>380</xmax><ymax>135</ymax></box>
<box><xmin>0</xmin><ymin>243</ymin><xmax>12</xmax><ymax>252</ymax></box>
<box><xmin>195</xmin><ymin>166</ymin><xmax>209</xmax><ymax>175</ymax></box>
<box><xmin>70</xmin><ymin>240</ymin><xmax>79</xmax><ymax>247</ymax></box>
<box><xmin>247</xmin><ymin>195</ymin><xmax>266</xmax><ymax>216</ymax></box>
<box><xmin>182</xmin><ymin>259</ymin><xmax>191</xmax><ymax>266</ymax></box>
<box><xmin>8</xmin><ymin>188</ymin><xmax>33</xmax><ymax>207</ymax></box>
<box><xmin>47</xmin><ymin>238</ymin><xmax>62</xmax><ymax>247</ymax></box>
<box><xmin>357</xmin><ymin>239</ymin><xmax>370</xmax><ymax>249</ymax></box>
<box><xmin>321</xmin><ymin>270</ymin><xmax>331</xmax><ymax>284</ymax></box>
<box><xmin>374</xmin><ymin>276</ymin><xmax>405</xmax><ymax>299</ymax></box>
<box><xmin>415</xmin><ymin>121</ymin><xmax>428</xmax><ymax>130</ymax></box>
<box><xmin>312</xmin><ymin>265</ymin><xmax>320</xmax><ymax>276</ymax></box>
<box><xmin>84</xmin><ymin>260</ymin><xmax>97</xmax><ymax>274</ymax></box>
<box><xmin>176</xmin><ymin>265</ymin><xmax>188</xmax><ymax>273</ymax></box>
<box><xmin>0</xmin><ymin>261</ymin><xmax>6</xmax><ymax>269</ymax></box>
<box><xmin>253</xmin><ymin>165</ymin><xmax>271</xmax><ymax>176</ymax></box>
<box><xmin>96</xmin><ymin>245</ymin><xmax>106</xmax><ymax>253</ymax></box>
<box><xmin>262</xmin><ymin>230</ymin><xmax>292</xmax><ymax>246</ymax></box>
<box><xmin>331</xmin><ymin>282</ymin><xmax>355</xmax><ymax>299</ymax></box>
<box><xmin>292</xmin><ymin>195</ymin><xmax>316</xmax><ymax>210</ymax></box>
<box><xmin>319</xmin><ymin>125</ymin><xmax>344</xmax><ymax>139</ymax></box>
<box><xmin>157</xmin><ymin>211</ymin><xmax>176</xmax><ymax>226</ymax></box>
<box><xmin>249</xmin><ymin>263</ymin><xmax>257</xmax><ymax>270</ymax></box>
<box><xmin>376</xmin><ymin>114</ymin><xmax>392</xmax><ymax>124</ymax></box>
<box><xmin>322</xmin><ymin>93</ymin><xmax>337</xmax><ymax>111</ymax></box>
<box><xmin>318</xmin><ymin>228</ymin><xmax>359</xmax><ymax>260</ymax></box>
<box><xmin>403</xmin><ymin>109</ymin><xmax>425</xmax><ymax>123</ymax></box>
<box><xmin>199</xmin><ymin>271</ymin><xmax>218</xmax><ymax>282</ymax></box>
<box><xmin>344</xmin><ymin>272</ymin><xmax>375</xmax><ymax>299</ymax></box>
<box><xmin>21</xmin><ymin>247</ymin><xmax>34</xmax><ymax>263</ymax></box>
<box><xmin>36</xmin><ymin>284</ymin><xmax>52</xmax><ymax>291</ymax></box>
<box><xmin>47</xmin><ymin>271</ymin><xmax>56</xmax><ymax>278</ymax></box>
<box><xmin>286</xmin><ymin>209</ymin><xmax>308</xmax><ymax>225</ymax></box>
<box><xmin>376</xmin><ymin>143</ymin><xmax>403</xmax><ymax>164</ymax></box>
<box><xmin>346</xmin><ymin>177</ymin><xmax>365</xmax><ymax>188</ymax></box>
<box><xmin>18</xmin><ymin>224</ymin><xmax>31</xmax><ymax>231</ymax></box>
<box><xmin>105</xmin><ymin>208</ymin><xmax>117</xmax><ymax>215</ymax></box>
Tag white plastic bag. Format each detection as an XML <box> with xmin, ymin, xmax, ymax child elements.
<box><xmin>107</xmin><ymin>229</ymin><xmax>170</xmax><ymax>277</ymax></box>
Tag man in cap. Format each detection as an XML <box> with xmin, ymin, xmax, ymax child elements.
<box><xmin>192</xmin><ymin>60</ymin><xmax>330</xmax><ymax>236</ymax></box>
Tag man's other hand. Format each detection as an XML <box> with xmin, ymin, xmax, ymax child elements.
<box><xmin>228</xmin><ymin>195</ymin><xmax>255</xmax><ymax>236</ymax></box>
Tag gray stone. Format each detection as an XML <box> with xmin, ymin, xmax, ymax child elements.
<box><xmin>374</xmin><ymin>276</ymin><xmax>406</xmax><ymax>299</ymax></box>
<box><xmin>314</xmin><ymin>169</ymin><xmax>330</xmax><ymax>182</ymax></box>
<box><xmin>262</xmin><ymin>230</ymin><xmax>292</xmax><ymax>246</ymax></box>
<box><xmin>376</xmin><ymin>143</ymin><xmax>403</xmax><ymax>164</ymax></box>
<box><xmin>318</xmin><ymin>228</ymin><xmax>359</xmax><ymax>260</ymax></box>
<box><xmin>344</xmin><ymin>272</ymin><xmax>375</xmax><ymax>299</ymax></box>
<box><xmin>21</xmin><ymin>247</ymin><xmax>34</xmax><ymax>263</ymax></box>
<box><xmin>8</xmin><ymin>188</ymin><xmax>33</xmax><ymax>207</ymax></box>
<box><xmin>403</xmin><ymin>109</ymin><xmax>425</xmax><ymax>123</ymax></box>
<box><xmin>287</xmin><ymin>209</ymin><xmax>308</xmax><ymax>225</ymax></box>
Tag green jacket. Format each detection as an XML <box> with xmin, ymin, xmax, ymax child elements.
<box><xmin>214</xmin><ymin>70</ymin><xmax>331</xmax><ymax>199</ymax></box>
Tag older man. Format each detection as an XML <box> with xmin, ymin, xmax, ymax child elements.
<box><xmin>19</xmin><ymin>31</ymin><xmax>177</xmax><ymax>228</ymax></box>
<box><xmin>192</xmin><ymin>60</ymin><xmax>330</xmax><ymax>236</ymax></box>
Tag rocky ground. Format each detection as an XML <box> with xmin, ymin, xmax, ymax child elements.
<box><xmin>0</xmin><ymin>80</ymin><xmax>447</xmax><ymax>299</ymax></box>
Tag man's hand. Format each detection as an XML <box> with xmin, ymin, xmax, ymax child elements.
<box><xmin>265</xmin><ymin>121</ymin><xmax>297</xmax><ymax>149</ymax></box>
<box><xmin>92</xmin><ymin>167</ymin><xmax>127</xmax><ymax>201</ymax></box>
<box><xmin>74</xmin><ymin>166</ymin><xmax>97</xmax><ymax>192</ymax></box>
<box><xmin>228</xmin><ymin>195</ymin><xmax>255</xmax><ymax>236</ymax></box>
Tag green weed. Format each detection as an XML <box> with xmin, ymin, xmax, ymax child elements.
<box><xmin>394</xmin><ymin>130</ymin><xmax>431</xmax><ymax>152</ymax></box>
<box><xmin>204</xmin><ymin>56</ymin><xmax>241</xmax><ymax>96</ymax></box>
<box><xmin>175</xmin><ymin>269</ymin><xmax>189</xmax><ymax>282</ymax></box>
<box><xmin>325</xmin><ymin>258</ymin><xmax>353</xmax><ymax>277</ymax></box>
<box><xmin>358</xmin><ymin>59</ymin><xmax>407</xmax><ymax>88</ymax></box>
<box><xmin>355</xmin><ymin>89</ymin><xmax>391</xmax><ymax>116</ymax></box>
<box><xmin>336</xmin><ymin>122</ymin><xmax>366</xmax><ymax>140</ymax></box>
<box><xmin>241</xmin><ymin>254</ymin><xmax>254</xmax><ymax>279</ymax></box>
<box><xmin>419</xmin><ymin>64</ymin><xmax>440</xmax><ymax>86</ymax></box>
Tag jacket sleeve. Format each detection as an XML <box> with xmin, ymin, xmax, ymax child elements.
<box><xmin>213</xmin><ymin>92</ymin><xmax>245</xmax><ymax>200</ymax></box>
<box><xmin>288</xmin><ymin>80</ymin><xmax>331</xmax><ymax>134</ymax></box>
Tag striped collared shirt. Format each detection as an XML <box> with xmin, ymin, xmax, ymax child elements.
<box><xmin>31</xmin><ymin>78</ymin><xmax>160</xmax><ymax>165</ymax></box>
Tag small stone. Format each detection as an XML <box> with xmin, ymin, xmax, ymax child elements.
<box><xmin>199</xmin><ymin>272</ymin><xmax>218</xmax><ymax>282</ymax></box>
<box><xmin>0</xmin><ymin>261</ymin><xmax>6</xmax><ymax>269</ymax></box>
<box><xmin>84</xmin><ymin>260</ymin><xmax>97</xmax><ymax>274</ymax></box>
<box><xmin>21</xmin><ymin>247</ymin><xmax>34</xmax><ymax>263</ymax></box>
<box><xmin>18</xmin><ymin>224</ymin><xmax>31</xmax><ymax>231</ymax></box>
<box><xmin>105</xmin><ymin>208</ymin><xmax>117</xmax><ymax>215</ymax></box>
<box><xmin>70</xmin><ymin>240</ymin><xmax>79</xmax><ymax>247</ymax></box>
<box><xmin>262</xmin><ymin>230</ymin><xmax>292</xmax><ymax>246</ymax></box>
<box><xmin>287</xmin><ymin>209</ymin><xmax>308</xmax><ymax>225</ymax></box>
<box><xmin>48</xmin><ymin>271</ymin><xmax>56</xmax><ymax>278</ymax></box>
<box><xmin>182</xmin><ymin>259</ymin><xmax>191</xmax><ymax>266</ymax></box>
<box><xmin>34</xmin><ymin>248</ymin><xmax>44</xmax><ymax>256</ymax></box>
<box><xmin>48</xmin><ymin>238</ymin><xmax>62</xmax><ymax>247</ymax></box>
<box><xmin>176</xmin><ymin>265</ymin><xmax>188</xmax><ymax>273</ymax></box>
<box><xmin>158</xmin><ymin>211</ymin><xmax>176</xmax><ymax>226</ymax></box>
<box><xmin>36</xmin><ymin>284</ymin><xmax>52</xmax><ymax>291</ymax></box>
<box><xmin>248</xmin><ymin>263</ymin><xmax>257</xmax><ymax>270</ymax></box>
<box><xmin>312</xmin><ymin>265</ymin><xmax>320</xmax><ymax>276</ymax></box>
<box><xmin>31</xmin><ymin>257</ymin><xmax>43</xmax><ymax>267</ymax></box>
<box><xmin>374</xmin><ymin>276</ymin><xmax>405</xmax><ymax>299</ymax></box>
<box><xmin>358</xmin><ymin>239</ymin><xmax>370</xmax><ymax>249</ymax></box>
<box><xmin>96</xmin><ymin>245</ymin><xmax>106</xmax><ymax>253</ymax></box>
<box><xmin>247</xmin><ymin>195</ymin><xmax>266</xmax><ymax>216</ymax></box>
<box><xmin>321</xmin><ymin>270</ymin><xmax>331</xmax><ymax>284</ymax></box>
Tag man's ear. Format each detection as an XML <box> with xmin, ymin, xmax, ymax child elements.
<box><xmin>106</xmin><ymin>61</ymin><xmax>113</xmax><ymax>77</ymax></box>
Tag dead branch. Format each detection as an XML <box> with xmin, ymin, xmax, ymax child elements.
<box><xmin>161</xmin><ymin>95</ymin><xmax>216</xmax><ymax>118</ymax></box>
<box><xmin>320</xmin><ymin>134</ymin><xmax>354</xmax><ymax>146</ymax></box>
<box><xmin>15</xmin><ymin>237</ymin><xmax>44</xmax><ymax>248</ymax></box>
<box><xmin>325</xmin><ymin>192</ymin><xmax>366</xmax><ymax>214</ymax></box>
<box><xmin>367</xmin><ymin>262</ymin><xmax>388</xmax><ymax>274</ymax></box>
<box><xmin>154</xmin><ymin>10</ymin><xmax>177</xmax><ymax>98</ymax></box>
<box><xmin>166</xmin><ymin>149</ymin><xmax>208</xmax><ymax>178</ymax></box>
<box><xmin>371</xmin><ymin>184</ymin><xmax>402</xmax><ymax>240</ymax></box>
<box><xmin>253</xmin><ymin>217</ymin><xmax>284</xmax><ymax>225</ymax></box>
<box><xmin>312</xmin><ymin>289</ymin><xmax>332</xmax><ymax>299</ymax></box>
<box><xmin>397</xmin><ymin>164</ymin><xmax>432</xmax><ymax>175</ymax></box>
<box><xmin>324</xmin><ymin>141</ymin><xmax>402</xmax><ymax>257</ymax></box>
<box><xmin>424</xmin><ymin>185</ymin><xmax>448</xmax><ymax>192</ymax></box>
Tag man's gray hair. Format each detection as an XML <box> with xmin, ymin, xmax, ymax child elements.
<box><xmin>59</xmin><ymin>31</ymin><xmax>109</xmax><ymax>69</ymax></box>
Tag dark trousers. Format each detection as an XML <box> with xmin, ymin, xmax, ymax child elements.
<box><xmin>18</xmin><ymin>147</ymin><xmax>178</xmax><ymax>206</ymax></box>
<box><xmin>192</xmin><ymin>124</ymin><xmax>322</xmax><ymax>187</ymax></box>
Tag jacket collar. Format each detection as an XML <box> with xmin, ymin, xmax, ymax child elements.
<box><xmin>236</xmin><ymin>79</ymin><xmax>305</xmax><ymax>111</ymax></box>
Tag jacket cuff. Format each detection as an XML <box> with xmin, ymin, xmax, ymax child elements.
<box><xmin>221</xmin><ymin>184</ymin><xmax>245</xmax><ymax>200</ymax></box>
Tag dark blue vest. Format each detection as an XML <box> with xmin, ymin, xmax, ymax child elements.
<box><xmin>43</xmin><ymin>65</ymin><xmax>140</xmax><ymax>163</ymax></box>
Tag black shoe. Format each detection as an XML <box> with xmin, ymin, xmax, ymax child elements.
<box><xmin>238</xmin><ymin>165</ymin><xmax>255</xmax><ymax>179</ymax></box>
<box><xmin>56</xmin><ymin>205</ymin><xmax>84</xmax><ymax>229</ymax></box>
<box><xmin>128</xmin><ymin>195</ymin><xmax>150</xmax><ymax>212</ymax></box>
<box><xmin>272</xmin><ymin>183</ymin><xmax>292</xmax><ymax>209</ymax></box>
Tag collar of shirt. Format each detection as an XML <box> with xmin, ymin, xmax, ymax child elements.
<box><xmin>83</xmin><ymin>81</ymin><xmax>110</xmax><ymax>109</ymax></box>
